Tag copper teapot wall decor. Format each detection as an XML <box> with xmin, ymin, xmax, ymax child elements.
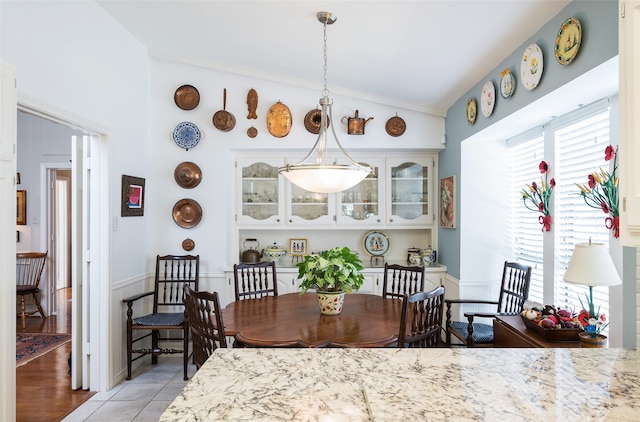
<box><xmin>341</xmin><ymin>110</ymin><xmax>373</xmax><ymax>135</ymax></box>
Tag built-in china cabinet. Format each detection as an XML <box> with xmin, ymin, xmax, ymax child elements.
<box><xmin>226</xmin><ymin>152</ymin><xmax>445</xmax><ymax>306</ymax></box>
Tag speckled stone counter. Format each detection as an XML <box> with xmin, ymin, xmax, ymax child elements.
<box><xmin>160</xmin><ymin>348</ymin><xmax>640</xmax><ymax>421</ymax></box>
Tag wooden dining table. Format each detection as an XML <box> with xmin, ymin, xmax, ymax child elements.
<box><xmin>221</xmin><ymin>292</ymin><xmax>404</xmax><ymax>347</ymax></box>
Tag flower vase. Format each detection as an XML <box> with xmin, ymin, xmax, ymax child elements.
<box><xmin>578</xmin><ymin>332</ymin><xmax>607</xmax><ymax>348</ymax></box>
<box><xmin>316</xmin><ymin>291</ymin><xmax>345</xmax><ymax>315</ymax></box>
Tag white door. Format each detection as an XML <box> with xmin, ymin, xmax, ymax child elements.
<box><xmin>0</xmin><ymin>61</ymin><xmax>17</xmax><ymax>422</ymax></box>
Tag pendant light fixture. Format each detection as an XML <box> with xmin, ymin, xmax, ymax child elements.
<box><xmin>278</xmin><ymin>11</ymin><xmax>372</xmax><ymax>193</ymax></box>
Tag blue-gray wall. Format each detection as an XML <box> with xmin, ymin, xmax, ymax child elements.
<box><xmin>439</xmin><ymin>0</ymin><xmax>618</xmax><ymax>279</ymax></box>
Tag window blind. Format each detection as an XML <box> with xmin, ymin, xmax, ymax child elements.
<box><xmin>553</xmin><ymin>107</ymin><xmax>610</xmax><ymax>327</ymax></box>
<box><xmin>510</xmin><ymin>134</ymin><xmax>544</xmax><ymax>304</ymax></box>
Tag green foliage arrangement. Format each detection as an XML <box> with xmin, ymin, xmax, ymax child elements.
<box><xmin>297</xmin><ymin>246</ymin><xmax>365</xmax><ymax>294</ymax></box>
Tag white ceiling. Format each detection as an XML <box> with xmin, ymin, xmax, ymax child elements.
<box><xmin>97</xmin><ymin>0</ymin><xmax>573</xmax><ymax>115</ymax></box>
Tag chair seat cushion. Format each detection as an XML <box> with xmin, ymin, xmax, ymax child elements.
<box><xmin>449</xmin><ymin>321</ymin><xmax>494</xmax><ymax>343</ymax></box>
<box><xmin>134</xmin><ymin>313</ymin><xmax>184</xmax><ymax>327</ymax></box>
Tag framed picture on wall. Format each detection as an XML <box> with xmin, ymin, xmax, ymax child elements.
<box><xmin>439</xmin><ymin>176</ymin><xmax>456</xmax><ymax>229</ymax></box>
<box><xmin>289</xmin><ymin>238</ymin><xmax>307</xmax><ymax>256</ymax></box>
<box><xmin>121</xmin><ymin>175</ymin><xmax>145</xmax><ymax>217</ymax></box>
<box><xmin>16</xmin><ymin>190</ymin><xmax>26</xmax><ymax>225</ymax></box>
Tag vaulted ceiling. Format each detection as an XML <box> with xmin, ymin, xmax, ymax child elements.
<box><xmin>97</xmin><ymin>0</ymin><xmax>572</xmax><ymax>116</ymax></box>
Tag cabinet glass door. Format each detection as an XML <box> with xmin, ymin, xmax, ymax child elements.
<box><xmin>337</xmin><ymin>159</ymin><xmax>383</xmax><ymax>224</ymax></box>
<box><xmin>287</xmin><ymin>183</ymin><xmax>332</xmax><ymax>225</ymax></box>
<box><xmin>239</xmin><ymin>161</ymin><xmax>282</xmax><ymax>225</ymax></box>
<box><xmin>387</xmin><ymin>158</ymin><xmax>430</xmax><ymax>225</ymax></box>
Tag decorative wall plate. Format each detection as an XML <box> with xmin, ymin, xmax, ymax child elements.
<box><xmin>363</xmin><ymin>231</ymin><xmax>390</xmax><ymax>257</ymax></box>
<box><xmin>466</xmin><ymin>98</ymin><xmax>477</xmax><ymax>125</ymax></box>
<box><xmin>182</xmin><ymin>238</ymin><xmax>195</xmax><ymax>251</ymax></box>
<box><xmin>385</xmin><ymin>114</ymin><xmax>406</xmax><ymax>137</ymax></box>
<box><xmin>174</xmin><ymin>161</ymin><xmax>202</xmax><ymax>189</ymax></box>
<box><xmin>520</xmin><ymin>43</ymin><xmax>543</xmax><ymax>91</ymax></box>
<box><xmin>174</xmin><ymin>84</ymin><xmax>200</xmax><ymax>110</ymax></box>
<box><xmin>499</xmin><ymin>68</ymin><xmax>515</xmax><ymax>99</ymax></box>
<box><xmin>480</xmin><ymin>81</ymin><xmax>495</xmax><ymax>117</ymax></box>
<box><xmin>172</xmin><ymin>198</ymin><xmax>202</xmax><ymax>228</ymax></box>
<box><xmin>172</xmin><ymin>122</ymin><xmax>201</xmax><ymax>150</ymax></box>
<box><xmin>555</xmin><ymin>17</ymin><xmax>582</xmax><ymax>65</ymax></box>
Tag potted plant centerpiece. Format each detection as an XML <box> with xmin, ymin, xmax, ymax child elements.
<box><xmin>297</xmin><ymin>246</ymin><xmax>365</xmax><ymax>315</ymax></box>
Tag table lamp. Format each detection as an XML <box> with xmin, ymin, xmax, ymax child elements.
<box><xmin>563</xmin><ymin>240</ymin><xmax>621</xmax><ymax>337</ymax></box>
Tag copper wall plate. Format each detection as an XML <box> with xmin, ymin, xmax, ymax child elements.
<box><xmin>303</xmin><ymin>108</ymin><xmax>329</xmax><ymax>134</ymax></box>
<box><xmin>266</xmin><ymin>101</ymin><xmax>292</xmax><ymax>137</ymax></box>
<box><xmin>174</xmin><ymin>161</ymin><xmax>202</xmax><ymax>189</ymax></box>
<box><xmin>174</xmin><ymin>84</ymin><xmax>200</xmax><ymax>110</ymax></box>
<box><xmin>385</xmin><ymin>115</ymin><xmax>406</xmax><ymax>137</ymax></box>
<box><xmin>172</xmin><ymin>198</ymin><xmax>202</xmax><ymax>228</ymax></box>
<box><xmin>247</xmin><ymin>127</ymin><xmax>258</xmax><ymax>138</ymax></box>
<box><xmin>182</xmin><ymin>238</ymin><xmax>195</xmax><ymax>251</ymax></box>
<box><xmin>173</xmin><ymin>161</ymin><xmax>202</xmax><ymax>189</ymax></box>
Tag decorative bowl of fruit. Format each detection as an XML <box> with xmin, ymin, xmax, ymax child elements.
<box><xmin>520</xmin><ymin>304</ymin><xmax>582</xmax><ymax>342</ymax></box>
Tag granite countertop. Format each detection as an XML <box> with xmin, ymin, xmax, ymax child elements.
<box><xmin>160</xmin><ymin>348</ymin><xmax>640</xmax><ymax>421</ymax></box>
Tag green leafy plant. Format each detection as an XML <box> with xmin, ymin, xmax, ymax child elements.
<box><xmin>297</xmin><ymin>246</ymin><xmax>365</xmax><ymax>294</ymax></box>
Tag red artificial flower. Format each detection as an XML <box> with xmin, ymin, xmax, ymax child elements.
<box><xmin>588</xmin><ymin>174</ymin><xmax>596</xmax><ymax>189</ymax></box>
<box><xmin>531</xmin><ymin>181</ymin><xmax>537</xmax><ymax>190</ymax></box>
<box><xmin>605</xmin><ymin>145</ymin><xmax>616</xmax><ymax>161</ymax></box>
<box><xmin>538</xmin><ymin>202</ymin><xmax>544</xmax><ymax>212</ymax></box>
<box><xmin>549</xmin><ymin>178</ymin><xmax>556</xmax><ymax>188</ymax></box>
<box><xmin>601</xmin><ymin>202</ymin><xmax>610</xmax><ymax>213</ymax></box>
<box><xmin>539</xmin><ymin>161</ymin><xmax>548</xmax><ymax>174</ymax></box>
<box><xmin>578</xmin><ymin>310</ymin><xmax>590</xmax><ymax>327</ymax></box>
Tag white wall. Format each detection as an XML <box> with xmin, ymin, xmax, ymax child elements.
<box><xmin>148</xmin><ymin>57</ymin><xmax>445</xmax><ymax>276</ymax></box>
<box><xmin>2</xmin><ymin>0</ymin><xmax>150</xmax><ymax>390</ymax></box>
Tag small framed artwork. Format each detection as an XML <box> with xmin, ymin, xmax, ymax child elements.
<box><xmin>16</xmin><ymin>190</ymin><xmax>26</xmax><ymax>225</ymax></box>
<box><xmin>289</xmin><ymin>238</ymin><xmax>307</xmax><ymax>256</ymax></box>
<box><xmin>439</xmin><ymin>176</ymin><xmax>456</xmax><ymax>229</ymax></box>
<box><xmin>121</xmin><ymin>175</ymin><xmax>145</xmax><ymax>217</ymax></box>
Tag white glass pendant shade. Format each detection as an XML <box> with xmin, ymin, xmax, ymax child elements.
<box><xmin>278</xmin><ymin>11</ymin><xmax>371</xmax><ymax>194</ymax></box>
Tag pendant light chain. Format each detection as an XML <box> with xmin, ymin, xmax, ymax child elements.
<box><xmin>322</xmin><ymin>21</ymin><xmax>329</xmax><ymax>98</ymax></box>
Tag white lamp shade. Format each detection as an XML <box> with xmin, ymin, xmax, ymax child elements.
<box><xmin>280</xmin><ymin>164</ymin><xmax>370</xmax><ymax>193</ymax></box>
<box><xmin>563</xmin><ymin>242</ymin><xmax>621</xmax><ymax>287</ymax></box>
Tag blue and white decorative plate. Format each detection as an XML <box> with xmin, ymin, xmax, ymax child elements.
<box><xmin>172</xmin><ymin>122</ymin><xmax>201</xmax><ymax>150</ymax></box>
<box><xmin>363</xmin><ymin>230</ymin><xmax>390</xmax><ymax>257</ymax></box>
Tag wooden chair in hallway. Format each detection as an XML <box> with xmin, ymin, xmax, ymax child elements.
<box><xmin>16</xmin><ymin>251</ymin><xmax>48</xmax><ymax>329</ymax></box>
<box><xmin>382</xmin><ymin>263</ymin><xmax>425</xmax><ymax>299</ymax></box>
<box><xmin>233</xmin><ymin>261</ymin><xmax>278</xmax><ymax>301</ymax></box>
<box><xmin>184</xmin><ymin>286</ymin><xmax>227</xmax><ymax>369</ymax></box>
<box><xmin>123</xmin><ymin>254</ymin><xmax>199</xmax><ymax>381</ymax></box>
<box><xmin>445</xmin><ymin>261</ymin><xmax>532</xmax><ymax>347</ymax></box>
<box><xmin>398</xmin><ymin>286</ymin><xmax>446</xmax><ymax>348</ymax></box>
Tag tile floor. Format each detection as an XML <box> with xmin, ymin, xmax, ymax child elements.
<box><xmin>62</xmin><ymin>357</ymin><xmax>192</xmax><ymax>421</ymax></box>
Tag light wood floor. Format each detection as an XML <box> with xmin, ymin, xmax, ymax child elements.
<box><xmin>16</xmin><ymin>288</ymin><xmax>94</xmax><ymax>422</ymax></box>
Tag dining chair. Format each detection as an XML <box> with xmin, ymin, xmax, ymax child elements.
<box><xmin>233</xmin><ymin>261</ymin><xmax>278</xmax><ymax>301</ymax></box>
<box><xmin>398</xmin><ymin>286</ymin><xmax>446</xmax><ymax>348</ymax></box>
<box><xmin>16</xmin><ymin>251</ymin><xmax>48</xmax><ymax>329</ymax></box>
<box><xmin>122</xmin><ymin>254</ymin><xmax>199</xmax><ymax>380</ymax></box>
<box><xmin>184</xmin><ymin>286</ymin><xmax>227</xmax><ymax>369</ymax></box>
<box><xmin>382</xmin><ymin>263</ymin><xmax>425</xmax><ymax>299</ymax></box>
<box><xmin>445</xmin><ymin>261</ymin><xmax>532</xmax><ymax>347</ymax></box>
